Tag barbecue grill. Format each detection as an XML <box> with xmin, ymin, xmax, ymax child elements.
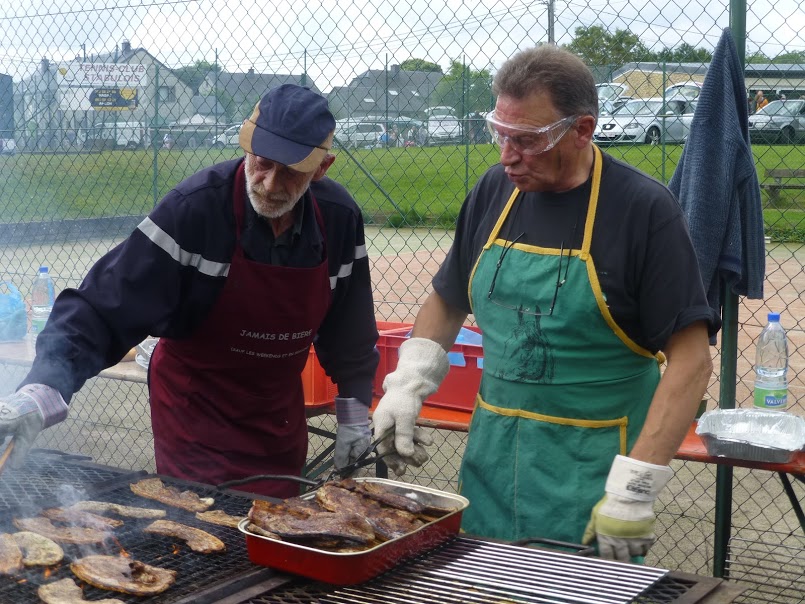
<box><xmin>0</xmin><ymin>450</ymin><xmax>739</xmax><ymax>604</ymax></box>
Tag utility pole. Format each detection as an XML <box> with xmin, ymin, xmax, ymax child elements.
<box><xmin>547</xmin><ymin>0</ymin><xmax>555</xmax><ymax>44</ymax></box>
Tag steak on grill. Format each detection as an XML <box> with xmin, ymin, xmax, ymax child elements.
<box><xmin>130</xmin><ymin>478</ymin><xmax>214</xmax><ymax>512</ymax></box>
<box><xmin>143</xmin><ymin>519</ymin><xmax>226</xmax><ymax>553</ymax></box>
<box><xmin>0</xmin><ymin>533</ymin><xmax>22</xmax><ymax>574</ymax></box>
<box><xmin>12</xmin><ymin>531</ymin><xmax>64</xmax><ymax>566</ymax></box>
<box><xmin>69</xmin><ymin>501</ymin><xmax>167</xmax><ymax>519</ymax></box>
<box><xmin>195</xmin><ymin>509</ymin><xmax>244</xmax><ymax>529</ymax></box>
<box><xmin>38</xmin><ymin>577</ymin><xmax>125</xmax><ymax>604</ymax></box>
<box><xmin>42</xmin><ymin>507</ymin><xmax>125</xmax><ymax>530</ymax></box>
<box><xmin>13</xmin><ymin>517</ymin><xmax>110</xmax><ymax>545</ymax></box>
<box><xmin>70</xmin><ymin>555</ymin><xmax>177</xmax><ymax>596</ymax></box>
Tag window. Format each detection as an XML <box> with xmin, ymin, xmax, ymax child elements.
<box><xmin>158</xmin><ymin>86</ymin><xmax>175</xmax><ymax>103</ymax></box>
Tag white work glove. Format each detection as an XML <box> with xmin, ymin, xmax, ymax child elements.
<box><xmin>0</xmin><ymin>384</ymin><xmax>68</xmax><ymax>468</ymax></box>
<box><xmin>334</xmin><ymin>397</ymin><xmax>371</xmax><ymax>471</ymax></box>
<box><xmin>582</xmin><ymin>455</ymin><xmax>674</xmax><ymax>562</ymax></box>
<box><xmin>372</xmin><ymin>337</ymin><xmax>449</xmax><ymax>476</ymax></box>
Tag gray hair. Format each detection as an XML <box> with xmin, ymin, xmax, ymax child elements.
<box><xmin>493</xmin><ymin>45</ymin><xmax>598</xmax><ymax>119</ymax></box>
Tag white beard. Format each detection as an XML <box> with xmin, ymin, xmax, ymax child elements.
<box><xmin>244</xmin><ymin>160</ymin><xmax>300</xmax><ymax>219</ymax></box>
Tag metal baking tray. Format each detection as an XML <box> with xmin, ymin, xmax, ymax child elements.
<box><xmin>696</xmin><ymin>408</ymin><xmax>805</xmax><ymax>464</ymax></box>
<box><xmin>239</xmin><ymin>477</ymin><xmax>469</xmax><ymax>585</ymax></box>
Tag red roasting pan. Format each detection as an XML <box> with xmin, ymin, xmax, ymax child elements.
<box><xmin>238</xmin><ymin>477</ymin><xmax>469</xmax><ymax>585</ymax></box>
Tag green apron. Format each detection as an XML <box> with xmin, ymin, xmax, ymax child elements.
<box><xmin>460</xmin><ymin>145</ymin><xmax>662</xmax><ymax>543</ymax></box>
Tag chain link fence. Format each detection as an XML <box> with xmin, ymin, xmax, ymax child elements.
<box><xmin>1</xmin><ymin>0</ymin><xmax>803</xmax><ymax>597</ymax></box>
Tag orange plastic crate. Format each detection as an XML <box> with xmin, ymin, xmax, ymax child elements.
<box><xmin>374</xmin><ymin>324</ymin><xmax>483</xmax><ymax>413</ymax></box>
<box><xmin>301</xmin><ymin>347</ymin><xmax>339</xmax><ymax>407</ymax></box>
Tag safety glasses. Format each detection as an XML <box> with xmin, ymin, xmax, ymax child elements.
<box><xmin>485</xmin><ymin>112</ymin><xmax>578</xmax><ymax>155</ymax></box>
<box><xmin>486</xmin><ymin>232</ymin><xmax>570</xmax><ymax>316</ymax></box>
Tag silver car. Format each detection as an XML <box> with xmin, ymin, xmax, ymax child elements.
<box><xmin>594</xmin><ymin>97</ymin><xmax>697</xmax><ymax>145</ymax></box>
<box><xmin>748</xmin><ymin>100</ymin><xmax>805</xmax><ymax>144</ymax></box>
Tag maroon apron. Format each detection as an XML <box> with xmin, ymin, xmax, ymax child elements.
<box><xmin>148</xmin><ymin>163</ymin><xmax>331</xmax><ymax>498</ymax></box>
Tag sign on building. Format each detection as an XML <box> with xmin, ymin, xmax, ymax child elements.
<box><xmin>56</xmin><ymin>62</ymin><xmax>147</xmax><ymax>111</ymax></box>
<box><xmin>89</xmin><ymin>87</ymin><xmax>139</xmax><ymax>110</ymax></box>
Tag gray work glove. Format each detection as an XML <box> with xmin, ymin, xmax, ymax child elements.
<box><xmin>0</xmin><ymin>384</ymin><xmax>68</xmax><ymax>468</ymax></box>
<box><xmin>372</xmin><ymin>337</ymin><xmax>449</xmax><ymax>476</ymax></box>
<box><xmin>334</xmin><ymin>396</ymin><xmax>371</xmax><ymax>471</ymax></box>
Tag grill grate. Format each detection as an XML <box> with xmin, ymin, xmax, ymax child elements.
<box><xmin>242</xmin><ymin>537</ymin><xmax>718</xmax><ymax>604</ymax></box>
<box><xmin>0</xmin><ymin>471</ymin><xmax>274</xmax><ymax>604</ymax></box>
<box><xmin>726</xmin><ymin>533</ymin><xmax>805</xmax><ymax>603</ymax></box>
<box><xmin>0</xmin><ymin>449</ymin><xmax>136</xmax><ymax>513</ymax></box>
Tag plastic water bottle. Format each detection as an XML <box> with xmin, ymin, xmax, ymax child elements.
<box><xmin>30</xmin><ymin>266</ymin><xmax>55</xmax><ymax>342</ymax></box>
<box><xmin>753</xmin><ymin>312</ymin><xmax>788</xmax><ymax>410</ymax></box>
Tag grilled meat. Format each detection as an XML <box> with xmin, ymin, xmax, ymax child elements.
<box><xmin>12</xmin><ymin>517</ymin><xmax>110</xmax><ymax>545</ymax></box>
<box><xmin>143</xmin><ymin>519</ymin><xmax>226</xmax><ymax>554</ymax></box>
<box><xmin>316</xmin><ymin>484</ymin><xmax>423</xmax><ymax>540</ymax></box>
<box><xmin>38</xmin><ymin>577</ymin><xmax>125</xmax><ymax>604</ymax></box>
<box><xmin>70</xmin><ymin>555</ymin><xmax>177</xmax><ymax>596</ymax></box>
<box><xmin>0</xmin><ymin>533</ymin><xmax>22</xmax><ymax>574</ymax></box>
<box><xmin>195</xmin><ymin>509</ymin><xmax>244</xmax><ymax>529</ymax></box>
<box><xmin>42</xmin><ymin>507</ymin><xmax>124</xmax><ymax>530</ymax></box>
<box><xmin>248</xmin><ymin>499</ymin><xmax>374</xmax><ymax>544</ymax></box>
<box><xmin>130</xmin><ymin>478</ymin><xmax>214</xmax><ymax>512</ymax></box>
<box><xmin>69</xmin><ymin>501</ymin><xmax>166</xmax><ymax>519</ymax></box>
<box><xmin>245</xmin><ymin>522</ymin><xmax>280</xmax><ymax>540</ymax></box>
<box><xmin>337</xmin><ymin>478</ymin><xmax>455</xmax><ymax>517</ymax></box>
<box><xmin>11</xmin><ymin>531</ymin><xmax>64</xmax><ymax>566</ymax></box>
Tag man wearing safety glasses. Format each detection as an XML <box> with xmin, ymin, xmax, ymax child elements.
<box><xmin>373</xmin><ymin>45</ymin><xmax>720</xmax><ymax>562</ymax></box>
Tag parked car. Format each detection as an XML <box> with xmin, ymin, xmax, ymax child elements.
<box><xmin>427</xmin><ymin>114</ymin><xmax>462</xmax><ymax>144</ymax></box>
<box><xmin>333</xmin><ymin>121</ymin><xmax>386</xmax><ymax>149</ymax></box>
<box><xmin>597</xmin><ymin>82</ymin><xmax>631</xmax><ymax>116</ymax></box>
<box><xmin>84</xmin><ymin>121</ymin><xmax>146</xmax><ymax>149</ymax></box>
<box><xmin>163</xmin><ymin>124</ymin><xmax>221</xmax><ymax>149</ymax></box>
<box><xmin>0</xmin><ymin>136</ymin><xmax>16</xmax><ymax>155</ymax></box>
<box><xmin>594</xmin><ymin>97</ymin><xmax>697</xmax><ymax>145</ymax></box>
<box><xmin>207</xmin><ymin>124</ymin><xmax>241</xmax><ymax>148</ymax></box>
<box><xmin>664</xmin><ymin>81</ymin><xmax>702</xmax><ymax>100</ymax></box>
<box><xmin>748</xmin><ymin>99</ymin><xmax>805</xmax><ymax>144</ymax></box>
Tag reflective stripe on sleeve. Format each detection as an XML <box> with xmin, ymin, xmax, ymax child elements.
<box><xmin>138</xmin><ymin>217</ymin><xmax>230</xmax><ymax>278</ymax></box>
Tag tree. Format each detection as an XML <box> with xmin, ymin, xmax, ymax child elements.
<box><xmin>399</xmin><ymin>59</ymin><xmax>442</xmax><ymax>73</ymax></box>
<box><xmin>173</xmin><ymin>61</ymin><xmax>221</xmax><ymax>95</ymax></box>
<box><xmin>564</xmin><ymin>25</ymin><xmax>649</xmax><ymax>69</ymax></box>
<box><xmin>653</xmin><ymin>42</ymin><xmax>712</xmax><ymax>64</ymax></box>
<box><xmin>432</xmin><ymin>60</ymin><xmax>493</xmax><ymax>115</ymax></box>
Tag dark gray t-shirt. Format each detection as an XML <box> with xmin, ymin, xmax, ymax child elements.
<box><xmin>433</xmin><ymin>152</ymin><xmax>720</xmax><ymax>353</ymax></box>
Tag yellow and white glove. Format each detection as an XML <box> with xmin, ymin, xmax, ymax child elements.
<box><xmin>371</xmin><ymin>338</ymin><xmax>449</xmax><ymax>476</ymax></box>
<box><xmin>582</xmin><ymin>454</ymin><xmax>674</xmax><ymax>562</ymax></box>
<box><xmin>0</xmin><ymin>384</ymin><xmax>68</xmax><ymax>468</ymax></box>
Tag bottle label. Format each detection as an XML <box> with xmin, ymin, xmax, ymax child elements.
<box><xmin>31</xmin><ymin>317</ymin><xmax>47</xmax><ymax>335</ymax></box>
<box><xmin>753</xmin><ymin>387</ymin><xmax>787</xmax><ymax>409</ymax></box>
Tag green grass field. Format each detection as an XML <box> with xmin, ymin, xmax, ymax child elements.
<box><xmin>1</xmin><ymin>143</ymin><xmax>803</xmax><ymax>239</ymax></box>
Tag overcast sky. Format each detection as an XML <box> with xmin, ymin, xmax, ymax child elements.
<box><xmin>0</xmin><ymin>0</ymin><xmax>802</xmax><ymax>92</ymax></box>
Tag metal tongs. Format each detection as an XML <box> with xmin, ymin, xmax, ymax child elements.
<box><xmin>217</xmin><ymin>428</ymin><xmax>395</xmax><ymax>492</ymax></box>
<box><xmin>322</xmin><ymin>427</ymin><xmax>395</xmax><ymax>483</ymax></box>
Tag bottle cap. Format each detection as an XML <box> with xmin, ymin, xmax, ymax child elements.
<box><xmin>768</xmin><ymin>312</ymin><xmax>780</xmax><ymax>322</ymax></box>
<box><xmin>39</xmin><ymin>266</ymin><xmax>48</xmax><ymax>273</ymax></box>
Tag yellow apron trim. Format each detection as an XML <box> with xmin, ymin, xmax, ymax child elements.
<box><xmin>579</xmin><ymin>145</ymin><xmax>602</xmax><ymax>261</ymax></box>
<box><xmin>469</xmin><ymin>188</ymin><xmax>521</xmax><ymax>313</ymax></box>
<box><xmin>584</xmin><ymin>257</ymin><xmax>660</xmax><ymax>361</ymax></box>
<box><xmin>477</xmin><ymin>395</ymin><xmax>628</xmax><ymax>455</ymax></box>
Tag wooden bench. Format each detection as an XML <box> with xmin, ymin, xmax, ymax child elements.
<box><xmin>760</xmin><ymin>168</ymin><xmax>805</xmax><ymax>202</ymax></box>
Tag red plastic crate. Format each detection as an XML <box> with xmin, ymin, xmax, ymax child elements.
<box><xmin>301</xmin><ymin>347</ymin><xmax>339</xmax><ymax>407</ymax></box>
<box><xmin>374</xmin><ymin>324</ymin><xmax>483</xmax><ymax>413</ymax></box>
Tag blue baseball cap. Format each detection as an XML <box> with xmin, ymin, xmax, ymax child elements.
<box><xmin>239</xmin><ymin>84</ymin><xmax>335</xmax><ymax>172</ymax></box>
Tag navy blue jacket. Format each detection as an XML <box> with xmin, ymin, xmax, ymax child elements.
<box><xmin>22</xmin><ymin>158</ymin><xmax>379</xmax><ymax>406</ymax></box>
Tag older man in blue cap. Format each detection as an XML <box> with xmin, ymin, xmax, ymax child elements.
<box><xmin>1</xmin><ymin>84</ymin><xmax>379</xmax><ymax>497</ymax></box>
